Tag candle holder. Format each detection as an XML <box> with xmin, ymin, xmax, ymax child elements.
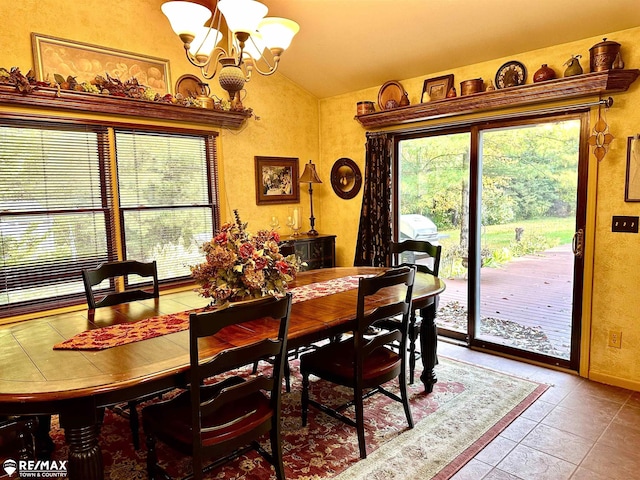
<box><xmin>286</xmin><ymin>206</ymin><xmax>302</xmax><ymax>236</ymax></box>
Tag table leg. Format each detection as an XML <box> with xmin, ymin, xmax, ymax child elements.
<box><xmin>34</xmin><ymin>415</ymin><xmax>55</xmax><ymax>460</ymax></box>
<box><xmin>419</xmin><ymin>300</ymin><xmax>439</xmax><ymax>393</ymax></box>
<box><xmin>60</xmin><ymin>404</ymin><xmax>103</xmax><ymax>480</ymax></box>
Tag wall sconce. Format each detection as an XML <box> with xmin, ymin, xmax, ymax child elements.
<box><xmin>161</xmin><ymin>0</ymin><xmax>299</xmax><ymax>100</ymax></box>
<box><xmin>298</xmin><ymin>160</ymin><xmax>322</xmax><ymax>236</ymax></box>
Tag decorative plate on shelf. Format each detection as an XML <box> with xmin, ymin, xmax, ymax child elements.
<box><xmin>175</xmin><ymin>74</ymin><xmax>204</xmax><ymax>98</ymax></box>
<box><xmin>378</xmin><ymin>81</ymin><xmax>405</xmax><ymax>110</ymax></box>
<box><xmin>494</xmin><ymin>61</ymin><xmax>527</xmax><ymax>89</ymax></box>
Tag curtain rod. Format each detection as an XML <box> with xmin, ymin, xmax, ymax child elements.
<box><xmin>375</xmin><ymin>96</ymin><xmax>614</xmax><ymax>138</ymax></box>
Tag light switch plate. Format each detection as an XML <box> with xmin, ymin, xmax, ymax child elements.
<box><xmin>611</xmin><ymin>216</ymin><xmax>639</xmax><ymax>233</ymax></box>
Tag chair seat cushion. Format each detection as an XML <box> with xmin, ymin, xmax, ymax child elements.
<box><xmin>142</xmin><ymin>376</ymin><xmax>273</xmax><ymax>451</ymax></box>
<box><xmin>300</xmin><ymin>339</ymin><xmax>400</xmax><ymax>386</ymax></box>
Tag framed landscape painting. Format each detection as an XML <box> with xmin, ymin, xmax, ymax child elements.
<box><xmin>255</xmin><ymin>156</ymin><xmax>300</xmax><ymax>205</ymax></box>
<box><xmin>31</xmin><ymin>33</ymin><xmax>171</xmax><ymax>95</ymax></box>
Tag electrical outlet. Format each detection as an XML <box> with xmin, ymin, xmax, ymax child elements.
<box><xmin>608</xmin><ymin>330</ymin><xmax>622</xmax><ymax>348</ymax></box>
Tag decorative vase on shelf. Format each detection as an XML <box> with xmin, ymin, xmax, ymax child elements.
<box><xmin>563</xmin><ymin>55</ymin><xmax>583</xmax><ymax>77</ymax></box>
<box><xmin>533</xmin><ymin>64</ymin><xmax>556</xmax><ymax>83</ymax></box>
<box><xmin>446</xmin><ymin>87</ymin><xmax>457</xmax><ymax>98</ymax></box>
<box><xmin>399</xmin><ymin>91</ymin><xmax>410</xmax><ymax>107</ymax></box>
<box><xmin>613</xmin><ymin>52</ymin><xmax>625</xmax><ymax>69</ymax></box>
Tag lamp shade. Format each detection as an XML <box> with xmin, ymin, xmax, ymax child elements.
<box><xmin>218</xmin><ymin>0</ymin><xmax>268</xmax><ymax>35</ymax></box>
<box><xmin>259</xmin><ymin>17</ymin><xmax>300</xmax><ymax>51</ymax></box>
<box><xmin>161</xmin><ymin>1</ymin><xmax>212</xmax><ymax>38</ymax></box>
<box><xmin>242</xmin><ymin>32</ymin><xmax>266</xmax><ymax>60</ymax></box>
<box><xmin>299</xmin><ymin>161</ymin><xmax>322</xmax><ymax>184</ymax></box>
<box><xmin>189</xmin><ymin>26</ymin><xmax>223</xmax><ymax>58</ymax></box>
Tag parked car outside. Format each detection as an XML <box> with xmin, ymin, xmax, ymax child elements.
<box><xmin>398</xmin><ymin>214</ymin><xmax>440</xmax><ymax>267</ymax></box>
<box><xmin>399</xmin><ymin>214</ymin><xmax>439</xmax><ymax>244</ymax></box>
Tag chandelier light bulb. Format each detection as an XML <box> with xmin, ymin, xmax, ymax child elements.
<box><xmin>242</xmin><ymin>32</ymin><xmax>266</xmax><ymax>60</ymax></box>
<box><xmin>161</xmin><ymin>1</ymin><xmax>212</xmax><ymax>44</ymax></box>
<box><xmin>217</xmin><ymin>0</ymin><xmax>268</xmax><ymax>35</ymax></box>
<box><xmin>189</xmin><ymin>26</ymin><xmax>223</xmax><ymax>60</ymax></box>
<box><xmin>259</xmin><ymin>17</ymin><xmax>300</xmax><ymax>52</ymax></box>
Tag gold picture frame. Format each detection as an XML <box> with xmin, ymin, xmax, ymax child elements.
<box><xmin>31</xmin><ymin>33</ymin><xmax>172</xmax><ymax>95</ymax></box>
<box><xmin>421</xmin><ymin>74</ymin><xmax>454</xmax><ymax>102</ymax></box>
<box><xmin>255</xmin><ymin>156</ymin><xmax>300</xmax><ymax>205</ymax></box>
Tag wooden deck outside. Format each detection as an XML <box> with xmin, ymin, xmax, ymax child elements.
<box><xmin>437</xmin><ymin>244</ymin><xmax>574</xmax><ymax>359</ymax></box>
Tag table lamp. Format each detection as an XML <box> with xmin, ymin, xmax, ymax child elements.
<box><xmin>298</xmin><ymin>160</ymin><xmax>322</xmax><ymax>236</ymax></box>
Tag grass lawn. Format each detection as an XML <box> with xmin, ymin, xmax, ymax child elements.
<box><xmin>440</xmin><ymin>217</ymin><xmax>575</xmax><ymax>249</ymax></box>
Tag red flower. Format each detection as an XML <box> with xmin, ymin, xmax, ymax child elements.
<box><xmin>275</xmin><ymin>260</ymin><xmax>292</xmax><ymax>275</ymax></box>
<box><xmin>254</xmin><ymin>255</ymin><xmax>268</xmax><ymax>271</ymax></box>
<box><xmin>214</xmin><ymin>231</ymin><xmax>228</xmax><ymax>244</ymax></box>
<box><xmin>239</xmin><ymin>242</ymin><xmax>254</xmax><ymax>259</ymax></box>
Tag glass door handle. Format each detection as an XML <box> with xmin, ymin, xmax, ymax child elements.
<box><xmin>572</xmin><ymin>229</ymin><xmax>584</xmax><ymax>258</ymax></box>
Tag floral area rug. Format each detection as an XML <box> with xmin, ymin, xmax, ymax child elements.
<box><xmin>48</xmin><ymin>357</ymin><xmax>546</xmax><ymax>480</ymax></box>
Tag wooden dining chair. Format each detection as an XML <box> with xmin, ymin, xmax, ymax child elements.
<box><xmin>142</xmin><ymin>293</ymin><xmax>292</xmax><ymax>480</ymax></box>
<box><xmin>251</xmin><ymin>240</ymin><xmax>302</xmax><ymax>393</ymax></box>
<box><xmin>376</xmin><ymin>239</ymin><xmax>442</xmax><ymax>384</ymax></box>
<box><xmin>300</xmin><ymin>266</ymin><xmax>415</xmax><ymax>459</ymax></box>
<box><xmin>82</xmin><ymin>259</ymin><xmax>159</xmax><ymax>309</ymax></box>
<box><xmin>81</xmin><ymin>259</ymin><xmax>160</xmax><ymax>450</ymax></box>
<box><xmin>0</xmin><ymin>416</ymin><xmax>38</xmax><ymax>463</ymax></box>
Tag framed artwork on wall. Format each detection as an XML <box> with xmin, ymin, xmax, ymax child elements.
<box><xmin>255</xmin><ymin>156</ymin><xmax>300</xmax><ymax>205</ymax></box>
<box><xmin>421</xmin><ymin>74</ymin><xmax>454</xmax><ymax>102</ymax></box>
<box><xmin>31</xmin><ymin>33</ymin><xmax>172</xmax><ymax>95</ymax></box>
<box><xmin>625</xmin><ymin>135</ymin><xmax>640</xmax><ymax>201</ymax></box>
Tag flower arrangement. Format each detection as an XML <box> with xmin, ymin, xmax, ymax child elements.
<box><xmin>190</xmin><ymin>210</ymin><xmax>304</xmax><ymax>304</ymax></box>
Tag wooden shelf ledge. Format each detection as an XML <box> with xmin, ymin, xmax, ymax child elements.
<box><xmin>0</xmin><ymin>85</ymin><xmax>251</xmax><ymax>129</ymax></box>
<box><xmin>355</xmin><ymin>69</ymin><xmax>640</xmax><ymax>129</ymax></box>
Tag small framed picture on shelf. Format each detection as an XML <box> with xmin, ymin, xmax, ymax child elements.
<box><xmin>255</xmin><ymin>156</ymin><xmax>300</xmax><ymax>205</ymax></box>
<box><xmin>421</xmin><ymin>74</ymin><xmax>454</xmax><ymax>102</ymax></box>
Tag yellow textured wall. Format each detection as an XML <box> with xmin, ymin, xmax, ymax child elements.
<box><xmin>319</xmin><ymin>27</ymin><xmax>640</xmax><ymax>389</ymax></box>
<box><xmin>2</xmin><ymin>0</ymin><xmax>319</xmax><ymax>233</ymax></box>
<box><xmin>3</xmin><ymin>0</ymin><xmax>640</xmax><ymax>389</ymax></box>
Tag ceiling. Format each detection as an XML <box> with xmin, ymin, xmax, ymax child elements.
<box><xmin>258</xmin><ymin>0</ymin><xmax>640</xmax><ymax>98</ymax></box>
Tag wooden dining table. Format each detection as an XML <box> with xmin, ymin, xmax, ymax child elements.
<box><xmin>0</xmin><ymin>267</ymin><xmax>445</xmax><ymax>480</ymax></box>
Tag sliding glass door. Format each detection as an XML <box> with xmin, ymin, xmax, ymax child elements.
<box><xmin>397</xmin><ymin>131</ymin><xmax>470</xmax><ymax>342</ymax></box>
<box><xmin>396</xmin><ymin>113</ymin><xmax>587</xmax><ymax>369</ymax></box>
<box><xmin>475</xmin><ymin>120</ymin><xmax>582</xmax><ymax>362</ymax></box>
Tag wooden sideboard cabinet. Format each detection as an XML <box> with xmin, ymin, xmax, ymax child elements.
<box><xmin>280</xmin><ymin>234</ymin><xmax>336</xmax><ymax>271</ymax></box>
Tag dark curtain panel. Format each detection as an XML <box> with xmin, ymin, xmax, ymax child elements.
<box><xmin>354</xmin><ymin>132</ymin><xmax>393</xmax><ymax>267</ymax></box>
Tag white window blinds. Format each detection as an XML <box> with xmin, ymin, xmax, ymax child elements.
<box><xmin>0</xmin><ymin>120</ymin><xmax>113</xmax><ymax>315</ymax></box>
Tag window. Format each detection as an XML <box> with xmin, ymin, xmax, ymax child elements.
<box><xmin>114</xmin><ymin>129</ymin><xmax>219</xmax><ymax>282</ymax></box>
<box><xmin>0</xmin><ymin>120</ymin><xmax>219</xmax><ymax>318</ymax></box>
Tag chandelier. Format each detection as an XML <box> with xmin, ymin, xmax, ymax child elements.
<box><xmin>161</xmin><ymin>0</ymin><xmax>299</xmax><ymax>99</ymax></box>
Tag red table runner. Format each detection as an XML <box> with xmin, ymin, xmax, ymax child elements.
<box><xmin>53</xmin><ymin>276</ymin><xmax>363</xmax><ymax>351</ymax></box>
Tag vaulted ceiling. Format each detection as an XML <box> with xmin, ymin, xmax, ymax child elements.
<box><xmin>259</xmin><ymin>0</ymin><xmax>640</xmax><ymax>98</ymax></box>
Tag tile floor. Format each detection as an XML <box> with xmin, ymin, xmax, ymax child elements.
<box><xmin>439</xmin><ymin>341</ymin><xmax>640</xmax><ymax>480</ymax></box>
